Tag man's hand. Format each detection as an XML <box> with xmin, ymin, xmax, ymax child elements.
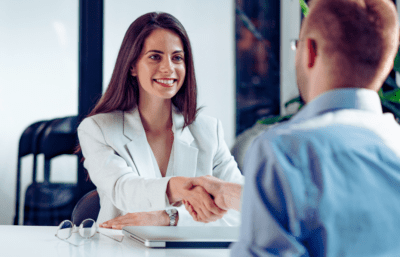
<box><xmin>184</xmin><ymin>175</ymin><xmax>242</xmax><ymax>211</ymax></box>
<box><xmin>99</xmin><ymin>210</ymin><xmax>170</xmax><ymax>230</ymax></box>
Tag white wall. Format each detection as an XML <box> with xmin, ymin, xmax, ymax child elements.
<box><xmin>280</xmin><ymin>0</ymin><xmax>301</xmax><ymax>115</ymax></box>
<box><xmin>0</xmin><ymin>0</ymin><xmax>79</xmax><ymax>225</ymax></box>
<box><xmin>0</xmin><ymin>0</ymin><xmax>235</xmax><ymax>225</ymax></box>
<box><xmin>104</xmin><ymin>0</ymin><xmax>236</xmax><ymax>146</ymax></box>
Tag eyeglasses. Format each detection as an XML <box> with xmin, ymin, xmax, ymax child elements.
<box><xmin>55</xmin><ymin>219</ymin><xmax>98</xmax><ymax>246</ymax></box>
<box><xmin>55</xmin><ymin>218</ymin><xmax>123</xmax><ymax>245</ymax></box>
<box><xmin>290</xmin><ymin>39</ymin><xmax>299</xmax><ymax>51</ymax></box>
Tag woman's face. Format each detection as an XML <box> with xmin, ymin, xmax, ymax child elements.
<box><xmin>131</xmin><ymin>28</ymin><xmax>186</xmax><ymax>103</ymax></box>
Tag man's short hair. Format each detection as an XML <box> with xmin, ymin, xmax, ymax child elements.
<box><xmin>303</xmin><ymin>0</ymin><xmax>399</xmax><ymax>81</ymax></box>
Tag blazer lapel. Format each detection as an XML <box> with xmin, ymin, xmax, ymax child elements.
<box><xmin>172</xmin><ymin>109</ymin><xmax>198</xmax><ymax>178</ymax></box>
<box><xmin>123</xmin><ymin>109</ymin><xmax>157</xmax><ymax>177</ymax></box>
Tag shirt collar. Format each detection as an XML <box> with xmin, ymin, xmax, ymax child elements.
<box><xmin>291</xmin><ymin>88</ymin><xmax>383</xmax><ymax>123</ymax></box>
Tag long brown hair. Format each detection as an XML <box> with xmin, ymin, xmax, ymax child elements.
<box><xmin>76</xmin><ymin>12</ymin><xmax>199</xmax><ymax>170</ymax></box>
<box><xmin>89</xmin><ymin>12</ymin><xmax>198</xmax><ymax>124</ymax></box>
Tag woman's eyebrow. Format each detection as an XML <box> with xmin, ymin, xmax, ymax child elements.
<box><xmin>146</xmin><ymin>50</ymin><xmax>164</xmax><ymax>54</ymax></box>
<box><xmin>145</xmin><ymin>50</ymin><xmax>184</xmax><ymax>54</ymax></box>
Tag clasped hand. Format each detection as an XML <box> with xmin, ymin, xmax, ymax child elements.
<box><xmin>180</xmin><ymin>182</ymin><xmax>226</xmax><ymax>223</ymax></box>
<box><xmin>101</xmin><ymin>176</ymin><xmax>229</xmax><ymax>229</ymax></box>
<box><xmin>182</xmin><ymin>175</ymin><xmax>229</xmax><ymax>223</ymax></box>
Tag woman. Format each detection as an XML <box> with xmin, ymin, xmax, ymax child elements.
<box><xmin>77</xmin><ymin>12</ymin><xmax>244</xmax><ymax>228</ymax></box>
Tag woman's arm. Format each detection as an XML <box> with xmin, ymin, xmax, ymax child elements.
<box><xmin>78</xmin><ymin>116</ymin><xmax>225</xmax><ymax>221</ymax></box>
<box><xmin>99</xmin><ymin>210</ymin><xmax>171</xmax><ymax>229</ymax></box>
<box><xmin>78</xmin><ymin>117</ymin><xmax>170</xmax><ymax>212</ymax></box>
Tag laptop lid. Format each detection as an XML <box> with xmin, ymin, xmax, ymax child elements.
<box><xmin>122</xmin><ymin>226</ymin><xmax>240</xmax><ymax>248</ymax></box>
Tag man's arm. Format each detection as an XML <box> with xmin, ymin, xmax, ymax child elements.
<box><xmin>230</xmin><ymin>134</ymin><xmax>312</xmax><ymax>256</ymax></box>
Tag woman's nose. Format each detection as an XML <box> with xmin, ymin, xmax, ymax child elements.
<box><xmin>159</xmin><ymin>58</ymin><xmax>174</xmax><ymax>74</ymax></box>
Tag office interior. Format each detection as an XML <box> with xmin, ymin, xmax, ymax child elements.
<box><xmin>1</xmin><ymin>0</ymin><xmax>399</xmax><ymax>226</ymax></box>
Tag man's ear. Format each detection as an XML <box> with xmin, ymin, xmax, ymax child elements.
<box><xmin>307</xmin><ymin>38</ymin><xmax>317</xmax><ymax>68</ymax></box>
<box><xmin>130</xmin><ymin>66</ymin><xmax>137</xmax><ymax>76</ymax></box>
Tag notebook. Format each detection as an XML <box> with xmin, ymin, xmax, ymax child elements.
<box><xmin>122</xmin><ymin>226</ymin><xmax>240</xmax><ymax>248</ymax></box>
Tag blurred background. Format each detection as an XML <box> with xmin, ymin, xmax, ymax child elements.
<box><xmin>2</xmin><ymin>0</ymin><xmax>398</xmax><ymax>226</ymax></box>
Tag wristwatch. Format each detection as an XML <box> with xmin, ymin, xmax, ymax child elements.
<box><xmin>165</xmin><ymin>209</ymin><xmax>178</xmax><ymax>226</ymax></box>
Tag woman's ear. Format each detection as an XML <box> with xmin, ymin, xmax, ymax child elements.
<box><xmin>130</xmin><ymin>66</ymin><xmax>137</xmax><ymax>76</ymax></box>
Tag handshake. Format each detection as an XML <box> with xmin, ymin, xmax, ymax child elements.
<box><xmin>167</xmin><ymin>175</ymin><xmax>242</xmax><ymax>223</ymax></box>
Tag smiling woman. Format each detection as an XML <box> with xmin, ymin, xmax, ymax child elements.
<box><xmin>131</xmin><ymin>29</ymin><xmax>186</xmax><ymax>104</ymax></box>
<box><xmin>76</xmin><ymin>12</ymin><xmax>244</xmax><ymax>229</ymax></box>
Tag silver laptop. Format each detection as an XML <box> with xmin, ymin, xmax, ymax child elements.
<box><xmin>122</xmin><ymin>226</ymin><xmax>240</xmax><ymax>248</ymax></box>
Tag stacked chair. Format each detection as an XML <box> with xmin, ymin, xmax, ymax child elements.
<box><xmin>14</xmin><ymin>120</ymin><xmax>48</xmax><ymax>225</ymax></box>
<box><xmin>14</xmin><ymin>116</ymin><xmax>81</xmax><ymax>226</ymax></box>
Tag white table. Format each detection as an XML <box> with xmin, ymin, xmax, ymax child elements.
<box><xmin>0</xmin><ymin>226</ymin><xmax>231</xmax><ymax>257</ymax></box>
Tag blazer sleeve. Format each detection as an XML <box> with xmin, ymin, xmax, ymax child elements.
<box><xmin>77</xmin><ymin>117</ymin><xmax>171</xmax><ymax>213</ymax></box>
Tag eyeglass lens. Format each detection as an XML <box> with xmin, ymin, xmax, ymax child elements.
<box><xmin>79</xmin><ymin>219</ymin><xmax>96</xmax><ymax>239</ymax></box>
<box><xmin>57</xmin><ymin>220</ymin><xmax>73</xmax><ymax>239</ymax></box>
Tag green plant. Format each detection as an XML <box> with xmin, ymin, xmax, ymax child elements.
<box><xmin>258</xmin><ymin>96</ymin><xmax>303</xmax><ymax>125</ymax></box>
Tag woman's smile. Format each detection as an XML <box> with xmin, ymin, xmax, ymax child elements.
<box><xmin>153</xmin><ymin>78</ymin><xmax>177</xmax><ymax>87</ymax></box>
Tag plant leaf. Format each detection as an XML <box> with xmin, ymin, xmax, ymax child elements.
<box><xmin>382</xmin><ymin>89</ymin><xmax>400</xmax><ymax>103</ymax></box>
<box><xmin>299</xmin><ymin>0</ymin><xmax>309</xmax><ymax>17</ymax></box>
<box><xmin>378</xmin><ymin>88</ymin><xmax>384</xmax><ymax>98</ymax></box>
<box><xmin>381</xmin><ymin>98</ymin><xmax>400</xmax><ymax>119</ymax></box>
<box><xmin>257</xmin><ymin>114</ymin><xmax>293</xmax><ymax>125</ymax></box>
<box><xmin>284</xmin><ymin>96</ymin><xmax>302</xmax><ymax>108</ymax></box>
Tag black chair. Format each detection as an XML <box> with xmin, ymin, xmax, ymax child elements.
<box><xmin>14</xmin><ymin>120</ymin><xmax>49</xmax><ymax>225</ymax></box>
<box><xmin>71</xmin><ymin>190</ymin><xmax>100</xmax><ymax>226</ymax></box>
<box><xmin>23</xmin><ymin>116</ymin><xmax>80</xmax><ymax>226</ymax></box>
<box><xmin>40</xmin><ymin>116</ymin><xmax>80</xmax><ymax>183</ymax></box>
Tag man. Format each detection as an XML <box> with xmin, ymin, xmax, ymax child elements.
<box><xmin>187</xmin><ymin>0</ymin><xmax>400</xmax><ymax>255</ymax></box>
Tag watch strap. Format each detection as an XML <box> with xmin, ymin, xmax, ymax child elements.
<box><xmin>166</xmin><ymin>209</ymin><xmax>178</xmax><ymax>226</ymax></box>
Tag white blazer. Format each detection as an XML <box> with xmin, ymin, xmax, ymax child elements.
<box><xmin>77</xmin><ymin>107</ymin><xmax>244</xmax><ymax>226</ymax></box>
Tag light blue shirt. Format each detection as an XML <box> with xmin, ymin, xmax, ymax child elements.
<box><xmin>231</xmin><ymin>89</ymin><xmax>400</xmax><ymax>257</ymax></box>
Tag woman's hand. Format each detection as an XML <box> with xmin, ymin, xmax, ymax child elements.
<box><xmin>99</xmin><ymin>210</ymin><xmax>170</xmax><ymax>230</ymax></box>
<box><xmin>167</xmin><ymin>177</ymin><xmax>227</xmax><ymax>223</ymax></box>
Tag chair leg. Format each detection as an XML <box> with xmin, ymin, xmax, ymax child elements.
<box><xmin>14</xmin><ymin>159</ymin><xmax>21</xmax><ymax>225</ymax></box>
<box><xmin>44</xmin><ymin>159</ymin><xmax>51</xmax><ymax>183</ymax></box>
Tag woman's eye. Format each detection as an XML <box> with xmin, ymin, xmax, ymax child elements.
<box><xmin>149</xmin><ymin>55</ymin><xmax>160</xmax><ymax>60</ymax></box>
<box><xmin>173</xmin><ymin>55</ymin><xmax>184</xmax><ymax>61</ymax></box>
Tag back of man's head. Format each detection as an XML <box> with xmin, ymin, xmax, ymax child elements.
<box><xmin>303</xmin><ymin>0</ymin><xmax>399</xmax><ymax>90</ymax></box>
